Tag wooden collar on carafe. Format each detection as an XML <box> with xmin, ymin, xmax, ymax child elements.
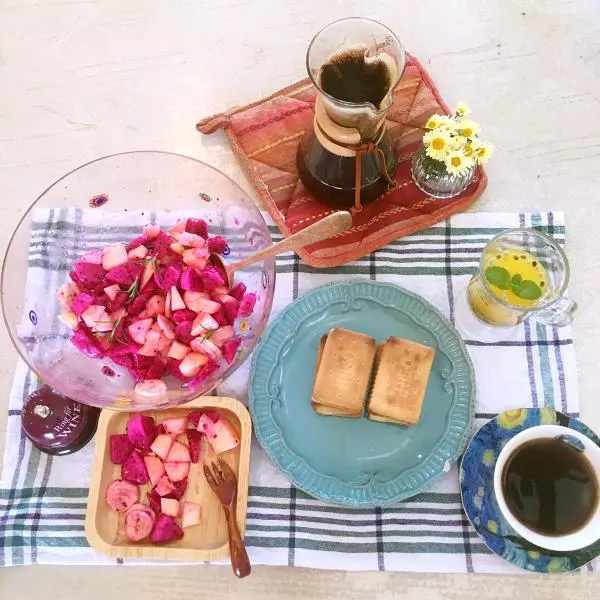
<box><xmin>314</xmin><ymin>96</ymin><xmax>397</xmax><ymax>212</ymax></box>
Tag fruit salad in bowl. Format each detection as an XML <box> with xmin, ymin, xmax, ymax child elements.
<box><xmin>1</xmin><ymin>152</ymin><xmax>275</xmax><ymax>410</ymax></box>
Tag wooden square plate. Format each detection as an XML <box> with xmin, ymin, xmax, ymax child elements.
<box><xmin>85</xmin><ymin>396</ymin><xmax>251</xmax><ymax>561</ymax></box>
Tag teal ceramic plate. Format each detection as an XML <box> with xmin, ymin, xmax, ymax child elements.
<box><xmin>460</xmin><ymin>408</ymin><xmax>600</xmax><ymax>572</ymax></box>
<box><xmin>249</xmin><ymin>280</ymin><xmax>475</xmax><ymax>506</ymax></box>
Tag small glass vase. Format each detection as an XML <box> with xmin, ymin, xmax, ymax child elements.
<box><xmin>411</xmin><ymin>144</ymin><xmax>475</xmax><ymax>199</ymax></box>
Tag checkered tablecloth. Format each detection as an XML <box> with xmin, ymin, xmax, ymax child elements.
<box><xmin>1</xmin><ymin>210</ymin><xmax>593</xmax><ymax>573</ymax></box>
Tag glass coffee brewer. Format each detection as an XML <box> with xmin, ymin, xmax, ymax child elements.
<box><xmin>297</xmin><ymin>18</ymin><xmax>406</xmax><ymax>210</ymax></box>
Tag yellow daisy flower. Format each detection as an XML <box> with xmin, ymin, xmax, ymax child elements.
<box><xmin>424</xmin><ymin>113</ymin><xmax>444</xmax><ymax>129</ymax></box>
<box><xmin>436</xmin><ymin>115</ymin><xmax>457</xmax><ymax>131</ymax></box>
<box><xmin>423</xmin><ymin>128</ymin><xmax>452</xmax><ymax>160</ymax></box>
<box><xmin>476</xmin><ymin>142</ymin><xmax>494</xmax><ymax>164</ymax></box>
<box><xmin>455</xmin><ymin>102</ymin><xmax>470</xmax><ymax>117</ymax></box>
<box><xmin>457</xmin><ymin>119</ymin><xmax>480</xmax><ymax>139</ymax></box>
<box><xmin>445</xmin><ymin>151</ymin><xmax>475</xmax><ymax>176</ymax></box>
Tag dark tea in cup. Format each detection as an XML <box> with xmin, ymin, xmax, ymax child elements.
<box><xmin>501</xmin><ymin>437</ymin><xmax>598</xmax><ymax>536</ymax></box>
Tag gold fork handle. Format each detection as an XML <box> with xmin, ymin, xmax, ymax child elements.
<box><xmin>224</xmin><ymin>506</ymin><xmax>251</xmax><ymax>578</ymax></box>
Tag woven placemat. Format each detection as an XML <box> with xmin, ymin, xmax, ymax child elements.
<box><xmin>197</xmin><ymin>53</ymin><xmax>487</xmax><ymax>268</ymax></box>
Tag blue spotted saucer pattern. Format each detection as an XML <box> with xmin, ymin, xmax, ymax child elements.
<box><xmin>460</xmin><ymin>408</ymin><xmax>600</xmax><ymax>573</ymax></box>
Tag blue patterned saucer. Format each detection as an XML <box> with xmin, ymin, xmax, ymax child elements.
<box><xmin>460</xmin><ymin>408</ymin><xmax>600</xmax><ymax>573</ymax></box>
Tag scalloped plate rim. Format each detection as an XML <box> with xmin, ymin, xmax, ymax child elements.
<box><xmin>249</xmin><ymin>279</ymin><xmax>475</xmax><ymax>507</ymax></box>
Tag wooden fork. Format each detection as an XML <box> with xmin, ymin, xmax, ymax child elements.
<box><xmin>203</xmin><ymin>459</ymin><xmax>251</xmax><ymax>578</ymax></box>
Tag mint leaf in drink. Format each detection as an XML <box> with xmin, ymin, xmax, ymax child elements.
<box><xmin>485</xmin><ymin>266</ymin><xmax>510</xmax><ymax>290</ymax></box>
<box><xmin>511</xmin><ymin>274</ymin><xmax>522</xmax><ymax>285</ymax></box>
<box><xmin>514</xmin><ymin>280</ymin><xmax>542</xmax><ymax>300</ymax></box>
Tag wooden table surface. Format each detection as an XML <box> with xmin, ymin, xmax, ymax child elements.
<box><xmin>1</xmin><ymin>0</ymin><xmax>600</xmax><ymax>597</ymax></box>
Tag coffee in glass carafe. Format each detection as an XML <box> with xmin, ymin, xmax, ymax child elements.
<box><xmin>297</xmin><ymin>18</ymin><xmax>405</xmax><ymax>210</ymax></box>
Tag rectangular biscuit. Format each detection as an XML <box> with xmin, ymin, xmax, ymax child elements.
<box><xmin>367</xmin><ymin>337</ymin><xmax>435</xmax><ymax>426</ymax></box>
<box><xmin>311</xmin><ymin>328</ymin><xmax>376</xmax><ymax>418</ymax></box>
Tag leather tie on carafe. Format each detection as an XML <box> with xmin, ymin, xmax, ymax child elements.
<box><xmin>315</xmin><ymin>119</ymin><xmax>397</xmax><ymax>212</ymax></box>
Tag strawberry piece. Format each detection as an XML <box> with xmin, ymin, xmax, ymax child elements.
<box><xmin>144</xmin><ymin>455</ymin><xmax>165</xmax><ymax>486</ymax></box>
<box><xmin>128</xmin><ymin>318</ymin><xmax>153</xmax><ymax>345</ymax></box>
<box><xmin>150</xmin><ymin>434</ymin><xmax>174</xmax><ymax>460</ymax></box>
<box><xmin>181</xmin><ymin>501</ymin><xmax>201</xmax><ymax>528</ymax></box>
<box><xmin>239</xmin><ymin>292</ymin><xmax>257</xmax><ymax>317</ymax></box>
<box><xmin>207</xmin><ymin>236</ymin><xmax>228</xmax><ymax>255</ymax></box>
<box><xmin>166</xmin><ymin>440</ymin><xmax>191</xmax><ymax>463</ymax></box>
<box><xmin>162</xmin><ymin>417</ymin><xmax>187</xmax><ymax>435</ymax></box>
<box><xmin>160</xmin><ymin>497</ymin><xmax>180</xmax><ymax>518</ymax></box>
<box><xmin>164</xmin><ymin>461</ymin><xmax>190</xmax><ymax>483</ymax></box>
<box><xmin>185</xmin><ymin>430</ymin><xmax>202</xmax><ymax>463</ymax></box>
<box><xmin>155</xmin><ymin>475</ymin><xmax>175</xmax><ymax>497</ymax></box>
<box><xmin>102</xmin><ymin>244</ymin><xmax>128</xmax><ymax>271</ymax></box>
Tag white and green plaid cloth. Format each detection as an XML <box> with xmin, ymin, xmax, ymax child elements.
<box><xmin>1</xmin><ymin>210</ymin><xmax>594</xmax><ymax>573</ymax></box>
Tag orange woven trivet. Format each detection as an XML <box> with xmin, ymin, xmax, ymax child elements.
<box><xmin>197</xmin><ymin>53</ymin><xmax>487</xmax><ymax>268</ymax></box>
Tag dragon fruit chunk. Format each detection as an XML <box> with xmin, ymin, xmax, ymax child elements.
<box><xmin>200</xmin><ymin>266</ymin><xmax>225</xmax><ymax>290</ymax></box>
<box><xmin>121</xmin><ymin>451</ymin><xmax>149</xmax><ymax>484</ymax></box>
<box><xmin>110</xmin><ymin>434</ymin><xmax>133</xmax><ymax>465</ymax></box>
<box><xmin>239</xmin><ymin>292</ymin><xmax>257</xmax><ymax>317</ymax></box>
<box><xmin>229</xmin><ymin>282</ymin><xmax>247</xmax><ymax>301</ymax></box>
<box><xmin>221</xmin><ymin>337</ymin><xmax>242</xmax><ymax>364</ymax></box>
<box><xmin>185</xmin><ymin>218</ymin><xmax>209</xmax><ymax>239</ymax></box>
<box><xmin>207</xmin><ymin>236</ymin><xmax>228</xmax><ymax>255</ymax></box>
<box><xmin>149</xmin><ymin>514</ymin><xmax>184</xmax><ymax>544</ymax></box>
<box><xmin>180</xmin><ymin>267</ymin><xmax>203</xmax><ymax>291</ymax></box>
<box><xmin>126</xmin><ymin>415</ymin><xmax>156</xmax><ymax>452</ymax></box>
<box><xmin>72</xmin><ymin>292</ymin><xmax>95</xmax><ymax>316</ymax></box>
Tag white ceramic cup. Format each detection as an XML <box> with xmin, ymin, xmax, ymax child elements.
<box><xmin>493</xmin><ymin>425</ymin><xmax>600</xmax><ymax>552</ymax></box>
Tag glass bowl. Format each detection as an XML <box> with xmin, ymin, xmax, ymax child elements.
<box><xmin>1</xmin><ymin>151</ymin><xmax>276</xmax><ymax>410</ymax></box>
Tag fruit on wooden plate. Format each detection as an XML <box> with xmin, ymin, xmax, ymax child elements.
<box><xmin>197</xmin><ymin>413</ymin><xmax>240</xmax><ymax>454</ymax></box>
<box><xmin>105</xmin><ymin>479</ymin><xmax>139</xmax><ymax>512</ymax></box>
<box><xmin>124</xmin><ymin>504</ymin><xmax>156</xmax><ymax>541</ymax></box>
